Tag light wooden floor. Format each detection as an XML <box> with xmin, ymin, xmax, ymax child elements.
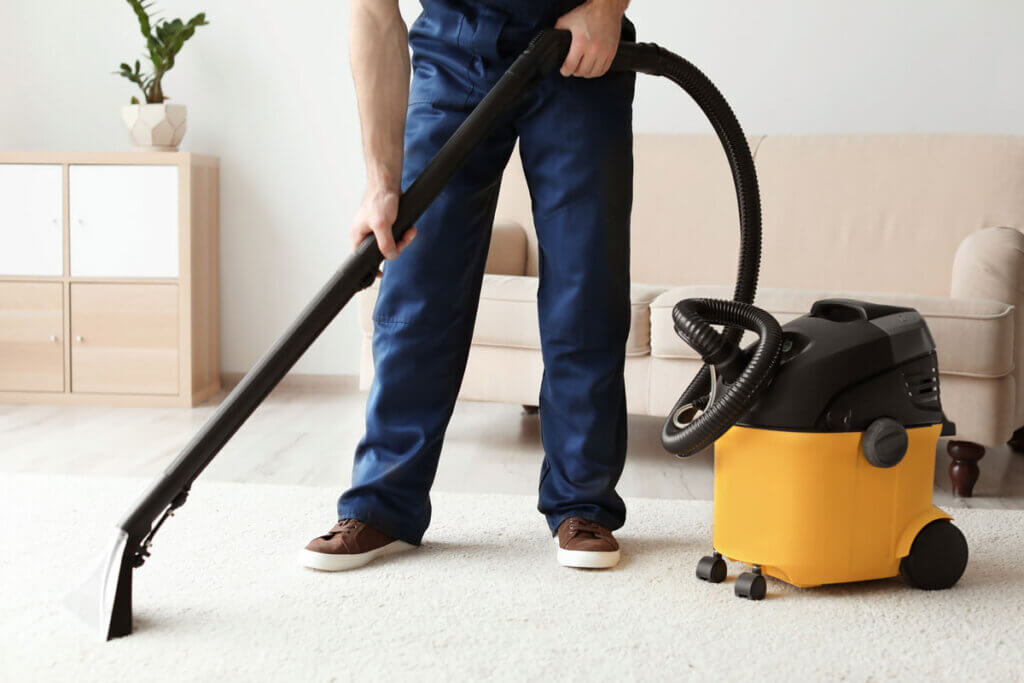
<box><xmin>2</xmin><ymin>379</ymin><xmax>1023</xmax><ymax>510</ymax></box>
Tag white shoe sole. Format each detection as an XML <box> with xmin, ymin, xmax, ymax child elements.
<box><xmin>300</xmin><ymin>539</ymin><xmax>415</xmax><ymax>572</ymax></box>
<box><xmin>556</xmin><ymin>539</ymin><xmax>621</xmax><ymax>569</ymax></box>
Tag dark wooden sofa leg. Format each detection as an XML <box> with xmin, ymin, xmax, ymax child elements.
<box><xmin>947</xmin><ymin>441</ymin><xmax>985</xmax><ymax>498</ymax></box>
<box><xmin>522</xmin><ymin>405</ymin><xmax>539</xmax><ymax>415</ymax></box>
<box><xmin>1008</xmin><ymin>427</ymin><xmax>1024</xmax><ymax>453</ymax></box>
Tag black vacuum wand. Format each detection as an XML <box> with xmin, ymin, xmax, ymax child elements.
<box><xmin>67</xmin><ymin>29</ymin><xmax>766</xmax><ymax>640</ymax></box>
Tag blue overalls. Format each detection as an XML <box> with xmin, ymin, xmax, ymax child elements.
<box><xmin>338</xmin><ymin>0</ymin><xmax>636</xmax><ymax>544</ymax></box>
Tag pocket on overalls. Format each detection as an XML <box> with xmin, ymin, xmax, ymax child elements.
<box><xmin>408</xmin><ymin>3</ymin><xmax>469</xmax><ymax>108</ymax></box>
<box><xmin>407</xmin><ymin>2</ymin><xmax>509</xmax><ymax>110</ymax></box>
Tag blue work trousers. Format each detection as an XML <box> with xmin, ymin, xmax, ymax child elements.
<box><xmin>339</xmin><ymin>0</ymin><xmax>636</xmax><ymax>544</ymax></box>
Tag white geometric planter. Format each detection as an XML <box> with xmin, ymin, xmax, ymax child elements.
<box><xmin>121</xmin><ymin>103</ymin><xmax>188</xmax><ymax>151</ymax></box>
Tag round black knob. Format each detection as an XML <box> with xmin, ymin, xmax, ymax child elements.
<box><xmin>862</xmin><ymin>417</ymin><xmax>908</xmax><ymax>468</ymax></box>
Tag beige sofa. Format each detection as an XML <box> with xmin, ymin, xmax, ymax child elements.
<box><xmin>361</xmin><ymin>134</ymin><xmax>1024</xmax><ymax>496</ymax></box>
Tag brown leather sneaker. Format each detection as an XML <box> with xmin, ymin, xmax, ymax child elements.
<box><xmin>556</xmin><ymin>517</ymin><xmax>621</xmax><ymax>569</ymax></box>
<box><xmin>300</xmin><ymin>519</ymin><xmax>414</xmax><ymax>571</ymax></box>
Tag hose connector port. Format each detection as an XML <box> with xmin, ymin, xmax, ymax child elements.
<box><xmin>671</xmin><ymin>403</ymin><xmax>702</xmax><ymax>429</ymax></box>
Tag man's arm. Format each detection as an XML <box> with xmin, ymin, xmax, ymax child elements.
<box><xmin>349</xmin><ymin>0</ymin><xmax>416</xmax><ymax>259</ymax></box>
<box><xmin>555</xmin><ymin>0</ymin><xmax>631</xmax><ymax>79</ymax></box>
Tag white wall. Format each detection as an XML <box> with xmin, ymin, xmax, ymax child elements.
<box><xmin>2</xmin><ymin>1</ymin><xmax>1022</xmax><ymax>376</ymax></box>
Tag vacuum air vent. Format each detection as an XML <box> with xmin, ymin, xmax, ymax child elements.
<box><xmin>904</xmin><ymin>369</ymin><xmax>940</xmax><ymax>410</ymax></box>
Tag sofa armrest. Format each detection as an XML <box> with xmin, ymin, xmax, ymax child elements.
<box><xmin>484</xmin><ymin>220</ymin><xmax>528</xmax><ymax>276</ymax></box>
<box><xmin>952</xmin><ymin>226</ymin><xmax>1024</xmax><ymax>429</ymax></box>
<box><xmin>951</xmin><ymin>226</ymin><xmax>1024</xmax><ymax>306</ymax></box>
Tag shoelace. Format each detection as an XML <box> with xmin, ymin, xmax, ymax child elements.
<box><xmin>327</xmin><ymin>519</ymin><xmax>363</xmax><ymax>539</ymax></box>
<box><xmin>566</xmin><ymin>518</ymin><xmax>606</xmax><ymax>540</ymax></box>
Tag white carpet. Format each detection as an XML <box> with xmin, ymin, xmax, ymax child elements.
<box><xmin>1</xmin><ymin>473</ymin><xmax>1022</xmax><ymax>681</ymax></box>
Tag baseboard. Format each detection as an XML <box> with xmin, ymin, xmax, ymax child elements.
<box><xmin>220</xmin><ymin>372</ymin><xmax>360</xmax><ymax>393</ymax></box>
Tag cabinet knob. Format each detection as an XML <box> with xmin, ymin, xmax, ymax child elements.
<box><xmin>51</xmin><ymin>218</ymin><xmax>59</xmax><ymax>227</ymax></box>
<box><xmin>75</xmin><ymin>335</ymin><xmax>84</xmax><ymax>343</ymax></box>
<box><xmin>49</xmin><ymin>335</ymin><xmax>58</xmax><ymax>342</ymax></box>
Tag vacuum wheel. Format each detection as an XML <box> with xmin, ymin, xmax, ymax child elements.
<box><xmin>734</xmin><ymin>568</ymin><xmax>767</xmax><ymax>600</ymax></box>
<box><xmin>899</xmin><ymin>519</ymin><xmax>968</xmax><ymax>590</ymax></box>
<box><xmin>696</xmin><ymin>553</ymin><xmax>727</xmax><ymax>583</ymax></box>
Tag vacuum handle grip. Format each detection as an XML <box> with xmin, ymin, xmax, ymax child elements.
<box><xmin>387</xmin><ymin>29</ymin><xmax>572</xmax><ymax>247</ymax></box>
<box><xmin>610</xmin><ymin>40</ymin><xmax>664</xmax><ymax>75</ymax></box>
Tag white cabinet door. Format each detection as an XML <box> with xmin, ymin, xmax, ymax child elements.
<box><xmin>69</xmin><ymin>165</ymin><xmax>179</xmax><ymax>277</ymax></box>
<box><xmin>0</xmin><ymin>164</ymin><xmax>64</xmax><ymax>276</ymax></box>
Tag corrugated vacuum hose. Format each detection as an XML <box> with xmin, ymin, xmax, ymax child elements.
<box><xmin>664</xmin><ymin>299</ymin><xmax>783</xmax><ymax>456</ymax></box>
<box><xmin>67</xmin><ymin>29</ymin><xmax>774</xmax><ymax>640</ymax></box>
<box><xmin>610</xmin><ymin>41</ymin><xmax>784</xmax><ymax>455</ymax></box>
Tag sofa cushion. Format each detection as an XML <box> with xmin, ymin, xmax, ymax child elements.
<box><xmin>754</xmin><ymin>135</ymin><xmax>1024</xmax><ymax>297</ymax></box>
<box><xmin>650</xmin><ymin>285</ymin><xmax>1014</xmax><ymax>378</ymax></box>
<box><xmin>484</xmin><ymin>220</ymin><xmax>528</xmax><ymax>276</ymax></box>
<box><xmin>477</xmin><ymin>276</ymin><xmax>665</xmax><ymax>356</ymax></box>
<box><xmin>360</xmin><ymin>274</ymin><xmax>665</xmax><ymax>357</ymax></box>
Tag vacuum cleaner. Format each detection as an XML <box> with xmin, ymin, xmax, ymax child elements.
<box><xmin>67</xmin><ymin>28</ymin><xmax>966</xmax><ymax>641</ymax></box>
<box><xmin>667</xmin><ymin>299</ymin><xmax>968</xmax><ymax>599</ymax></box>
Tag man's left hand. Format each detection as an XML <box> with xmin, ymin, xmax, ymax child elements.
<box><xmin>555</xmin><ymin>0</ymin><xmax>629</xmax><ymax>79</ymax></box>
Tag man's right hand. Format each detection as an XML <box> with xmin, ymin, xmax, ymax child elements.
<box><xmin>350</xmin><ymin>185</ymin><xmax>417</xmax><ymax>260</ymax></box>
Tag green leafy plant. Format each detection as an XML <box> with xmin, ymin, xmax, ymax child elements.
<box><xmin>116</xmin><ymin>1</ymin><xmax>209</xmax><ymax>104</ymax></box>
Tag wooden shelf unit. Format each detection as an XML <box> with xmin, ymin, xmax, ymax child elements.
<box><xmin>0</xmin><ymin>151</ymin><xmax>220</xmax><ymax>407</ymax></box>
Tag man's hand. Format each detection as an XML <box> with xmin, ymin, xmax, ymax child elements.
<box><xmin>350</xmin><ymin>184</ymin><xmax>417</xmax><ymax>260</ymax></box>
<box><xmin>555</xmin><ymin>0</ymin><xmax>629</xmax><ymax>79</ymax></box>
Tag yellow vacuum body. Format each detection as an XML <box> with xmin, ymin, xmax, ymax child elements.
<box><xmin>713</xmin><ymin>424</ymin><xmax>948</xmax><ymax>588</ymax></box>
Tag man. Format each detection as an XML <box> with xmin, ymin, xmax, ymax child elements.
<box><xmin>302</xmin><ymin>0</ymin><xmax>635</xmax><ymax>571</ymax></box>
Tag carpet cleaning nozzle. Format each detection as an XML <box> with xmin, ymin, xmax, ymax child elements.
<box><xmin>64</xmin><ymin>528</ymin><xmax>134</xmax><ymax>640</ymax></box>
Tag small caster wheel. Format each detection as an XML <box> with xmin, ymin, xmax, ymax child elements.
<box><xmin>899</xmin><ymin>519</ymin><xmax>968</xmax><ymax>590</ymax></box>
<box><xmin>734</xmin><ymin>568</ymin><xmax>767</xmax><ymax>600</ymax></box>
<box><xmin>696</xmin><ymin>553</ymin><xmax>727</xmax><ymax>583</ymax></box>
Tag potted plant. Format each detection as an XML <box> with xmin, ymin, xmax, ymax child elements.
<box><xmin>116</xmin><ymin>1</ymin><xmax>209</xmax><ymax>151</ymax></box>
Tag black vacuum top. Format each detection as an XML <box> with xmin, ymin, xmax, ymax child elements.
<box><xmin>736</xmin><ymin>299</ymin><xmax>952</xmax><ymax>433</ymax></box>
